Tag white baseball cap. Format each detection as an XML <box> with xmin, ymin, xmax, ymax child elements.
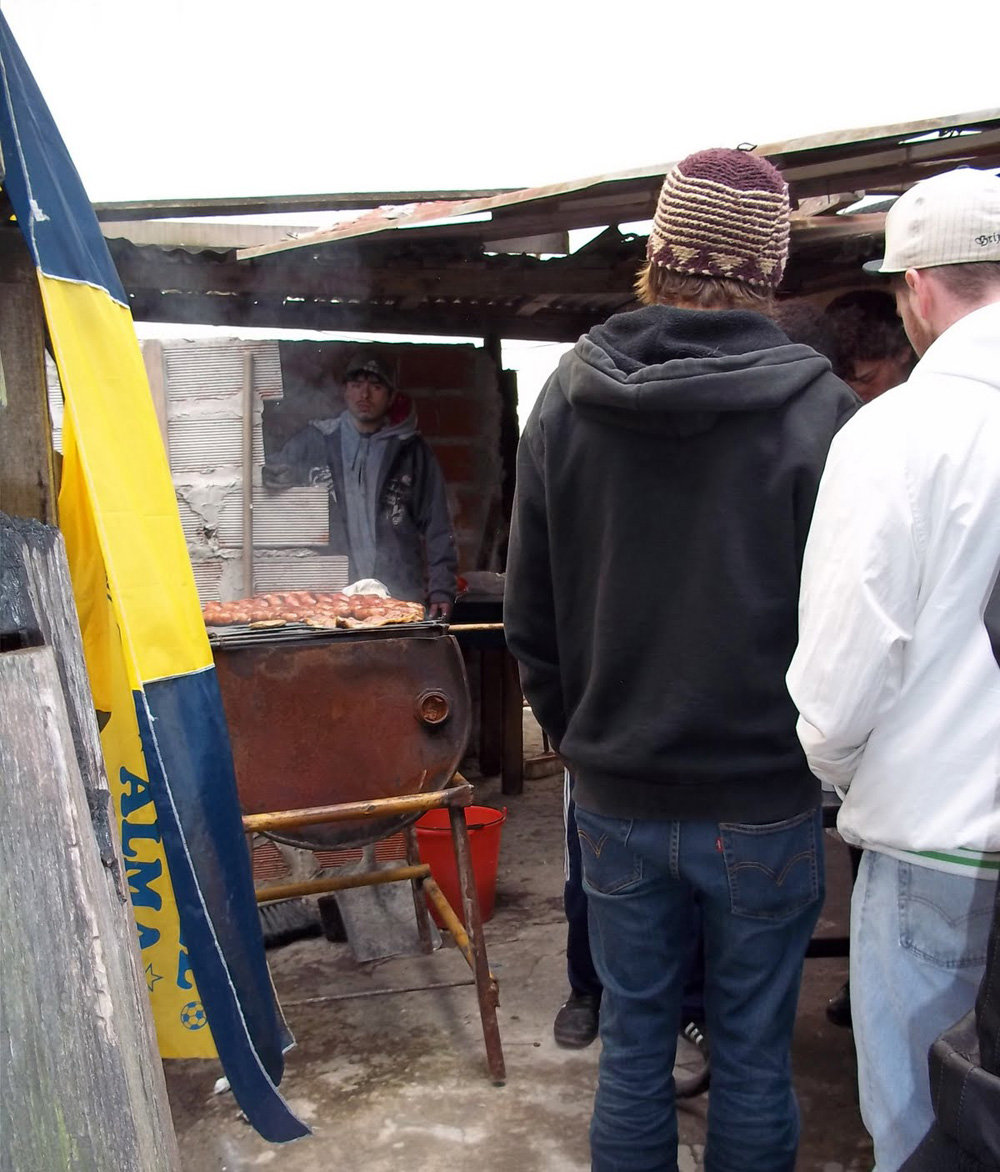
<box><xmin>863</xmin><ymin>166</ymin><xmax>1000</xmax><ymax>275</ymax></box>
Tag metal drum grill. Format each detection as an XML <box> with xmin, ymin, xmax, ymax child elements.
<box><xmin>211</xmin><ymin>622</ymin><xmax>471</xmax><ymax>849</ymax></box>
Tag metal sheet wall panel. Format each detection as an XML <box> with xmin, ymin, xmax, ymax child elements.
<box><xmin>168</xmin><ymin>418</ymin><xmax>265</xmax><ymax>472</ymax></box>
<box><xmin>251</xmin><ymin>555</ymin><xmax>349</xmax><ymax>593</ymax></box>
<box><xmin>214</xmin><ymin>487</ymin><xmax>329</xmax><ymax>548</ymax></box>
<box><xmin>176</xmin><ymin>495</ymin><xmax>205</xmax><ymax>545</ymax></box>
<box><xmin>162</xmin><ymin>341</ymin><xmax>283</xmax><ymax>401</ymax></box>
<box><xmin>190</xmin><ymin>558</ymin><xmax>225</xmax><ymax>601</ymax></box>
<box><xmin>168</xmin><ymin>416</ymin><xmax>242</xmax><ymax>471</ymax></box>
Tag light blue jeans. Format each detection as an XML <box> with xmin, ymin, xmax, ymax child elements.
<box><xmin>851</xmin><ymin>849</ymin><xmax>996</xmax><ymax>1171</ymax></box>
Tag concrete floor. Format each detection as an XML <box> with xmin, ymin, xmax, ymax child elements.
<box><xmin>164</xmin><ymin>719</ymin><xmax>874</xmax><ymax>1171</ymax></box>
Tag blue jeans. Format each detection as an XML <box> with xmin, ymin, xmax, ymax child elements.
<box><xmin>851</xmin><ymin>850</ymin><xmax>995</xmax><ymax>1172</ymax></box>
<box><xmin>565</xmin><ymin>775</ymin><xmax>706</xmax><ymax>1018</ymax></box>
<box><xmin>565</xmin><ymin>772</ymin><xmax>604</xmax><ymax>998</ymax></box>
<box><xmin>576</xmin><ymin>805</ymin><xmax>824</xmax><ymax>1172</ymax></box>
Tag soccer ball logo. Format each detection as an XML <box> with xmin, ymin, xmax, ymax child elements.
<box><xmin>180</xmin><ymin>1001</ymin><xmax>208</xmax><ymax>1030</ymax></box>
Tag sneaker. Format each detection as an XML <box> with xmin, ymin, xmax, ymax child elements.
<box><xmin>553</xmin><ymin>991</ymin><xmax>601</xmax><ymax>1049</ymax></box>
<box><xmin>826</xmin><ymin>980</ymin><xmax>852</xmax><ymax>1029</ymax></box>
<box><xmin>675</xmin><ymin>1021</ymin><xmax>710</xmax><ymax>1099</ymax></box>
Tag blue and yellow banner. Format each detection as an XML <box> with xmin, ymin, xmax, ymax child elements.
<box><xmin>0</xmin><ymin>15</ymin><xmax>306</xmax><ymax>1142</ymax></box>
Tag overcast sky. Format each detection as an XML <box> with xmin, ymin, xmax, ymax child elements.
<box><xmin>5</xmin><ymin>1</ymin><xmax>996</xmax><ymax>423</ymax></box>
<box><xmin>4</xmin><ymin>0</ymin><xmax>997</xmax><ymax>203</ymax></box>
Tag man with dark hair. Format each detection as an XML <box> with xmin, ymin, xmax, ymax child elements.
<box><xmin>788</xmin><ymin>166</ymin><xmax>1000</xmax><ymax>1170</ymax></box>
<box><xmin>263</xmin><ymin>350</ymin><xmax>457</xmax><ymax>617</ymax></box>
<box><xmin>824</xmin><ymin>288</ymin><xmax>915</xmax><ymax>402</ymax></box>
<box><xmin>772</xmin><ymin>297</ymin><xmax>839</xmax><ymax>361</ymax></box>
<box><xmin>505</xmin><ymin>147</ymin><xmax>857</xmax><ymax>1172</ymax></box>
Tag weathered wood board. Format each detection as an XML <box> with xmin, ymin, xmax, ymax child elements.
<box><xmin>0</xmin><ymin>647</ymin><xmax>181</xmax><ymax>1172</ymax></box>
<box><xmin>0</xmin><ymin>512</ymin><xmax>179</xmax><ymax>1171</ymax></box>
<box><xmin>0</xmin><ymin>228</ymin><xmax>57</xmax><ymax>524</ymax></box>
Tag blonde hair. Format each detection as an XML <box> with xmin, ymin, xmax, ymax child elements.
<box><xmin>635</xmin><ymin>261</ymin><xmax>774</xmax><ymax>312</ymax></box>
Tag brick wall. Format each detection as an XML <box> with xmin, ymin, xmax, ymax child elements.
<box><xmin>268</xmin><ymin>340</ymin><xmax>502</xmax><ymax>572</ymax></box>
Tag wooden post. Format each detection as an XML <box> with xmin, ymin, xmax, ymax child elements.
<box><xmin>0</xmin><ymin>227</ymin><xmax>58</xmax><ymax>523</ymax></box>
<box><xmin>479</xmin><ymin>649</ymin><xmax>503</xmax><ymax>777</ymax></box>
<box><xmin>0</xmin><ymin>514</ymin><xmax>180</xmax><ymax>1170</ymax></box>
<box><xmin>501</xmin><ymin>647</ymin><xmax>524</xmax><ymax>796</ymax></box>
<box><xmin>242</xmin><ymin>350</ymin><xmax>255</xmax><ymax>597</ymax></box>
<box><xmin>140</xmin><ymin>338</ymin><xmax>170</xmax><ymax>449</ymax></box>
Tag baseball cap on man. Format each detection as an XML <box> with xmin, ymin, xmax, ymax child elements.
<box><xmin>863</xmin><ymin>166</ymin><xmax>1000</xmax><ymax>275</ymax></box>
<box><xmin>344</xmin><ymin>350</ymin><xmax>396</xmax><ymax>391</ymax></box>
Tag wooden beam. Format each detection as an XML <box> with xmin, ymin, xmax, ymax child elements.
<box><xmin>140</xmin><ymin>339</ymin><xmax>169</xmax><ymax>448</ymax></box>
<box><xmin>0</xmin><ymin>229</ymin><xmax>57</xmax><ymax>524</ymax></box>
<box><xmin>790</xmin><ymin>193</ymin><xmax>863</xmax><ymax>219</ymax></box>
<box><xmin>108</xmin><ymin>240</ymin><xmax>644</xmax><ymax>301</ymax></box>
<box><xmin>781</xmin><ymin>128</ymin><xmax>1000</xmax><ymax>198</ymax></box>
<box><xmin>125</xmin><ymin>290</ymin><xmax>615</xmax><ymax>343</ymax></box>
<box><xmin>93</xmin><ymin>187</ymin><xmax>521</xmax><ymax>221</ymax></box>
<box><xmin>789</xmin><ymin>212</ymin><xmax>887</xmax><ymax>240</ymax></box>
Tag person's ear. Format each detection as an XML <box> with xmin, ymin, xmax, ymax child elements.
<box><xmin>906</xmin><ymin>268</ymin><xmax>935</xmax><ymax>324</ymax></box>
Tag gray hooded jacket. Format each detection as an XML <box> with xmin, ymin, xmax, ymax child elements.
<box><xmin>262</xmin><ymin>403</ymin><xmax>457</xmax><ymax>604</ymax></box>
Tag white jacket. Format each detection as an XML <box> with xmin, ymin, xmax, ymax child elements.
<box><xmin>787</xmin><ymin>301</ymin><xmax>1000</xmax><ymax>876</ymax></box>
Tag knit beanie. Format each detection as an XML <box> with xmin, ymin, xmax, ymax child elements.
<box><xmin>646</xmin><ymin>148</ymin><xmax>790</xmax><ymax>289</ymax></box>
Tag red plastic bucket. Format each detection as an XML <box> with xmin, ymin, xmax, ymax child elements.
<box><xmin>415</xmin><ymin>805</ymin><xmax>507</xmax><ymax>927</ymax></box>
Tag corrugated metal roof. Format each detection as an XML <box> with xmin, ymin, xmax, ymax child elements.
<box><xmin>235</xmin><ymin>109</ymin><xmax>1000</xmax><ymax>262</ymax></box>
<box><xmin>108</xmin><ymin>108</ymin><xmax>1000</xmax><ymax>340</ymax></box>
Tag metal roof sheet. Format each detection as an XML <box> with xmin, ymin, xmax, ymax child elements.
<box><xmin>234</xmin><ymin>109</ymin><xmax>1000</xmax><ymax>261</ymax></box>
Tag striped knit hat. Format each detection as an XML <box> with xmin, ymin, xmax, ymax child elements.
<box><xmin>647</xmin><ymin>148</ymin><xmax>790</xmax><ymax>289</ymax></box>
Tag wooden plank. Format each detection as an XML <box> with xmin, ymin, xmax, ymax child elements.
<box><xmin>242</xmin><ymin>352</ymin><xmax>255</xmax><ymax>597</ymax></box>
<box><xmin>0</xmin><ymin>228</ymin><xmax>57</xmax><ymax>524</ymax></box>
<box><xmin>140</xmin><ymin>339</ymin><xmax>169</xmax><ymax>448</ymax></box>
<box><xmin>0</xmin><ymin>646</ymin><xmax>180</xmax><ymax>1171</ymax></box>
<box><xmin>0</xmin><ymin>512</ymin><xmax>180</xmax><ymax>1167</ymax></box>
<box><xmin>94</xmin><ymin>187</ymin><xmax>522</xmax><ymax>221</ymax></box>
<box><xmin>501</xmin><ymin>648</ymin><xmax>524</xmax><ymax>797</ymax></box>
<box><xmin>108</xmin><ymin>240</ymin><xmax>645</xmax><ymax>300</ymax></box>
<box><xmin>1</xmin><ymin>513</ymin><xmax>114</xmax><ymax>855</ymax></box>
<box><xmin>479</xmin><ymin>649</ymin><xmax>503</xmax><ymax>777</ymax></box>
<box><xmin>125</xmin><ymin>290</ymin><xmax>611</xmax><ymax>343</ymax></box>
<box><xmin>790</xmin><ymin>193</ymin><xmax>863</xmax><ymax>219</ymax></box>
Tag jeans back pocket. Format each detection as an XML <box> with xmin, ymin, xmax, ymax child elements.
<box><xmin>897</xmin><ymin>861</ymin><xmax>994</xmax><ymax>969</ymax></box>
<box><xmin>719</xmin><ymin>808</ymin><xmax>822</xmax><ymax>921</ymax></box>
<box><xmin>575</xmin><ymin>808</ymin><xmax>643</xmax><ymax>896</ymax></box>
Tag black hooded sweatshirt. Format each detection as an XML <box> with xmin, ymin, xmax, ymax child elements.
<box><xmin>504</xmin><ymin>305</ymin><xmax>860</xmax><ymax>823</ymax></box>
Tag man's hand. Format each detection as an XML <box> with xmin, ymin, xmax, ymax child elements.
<box><xmin>427</xmin><ymin>600</ymin><xmax>453</xmax><ymax>623</ymax></box>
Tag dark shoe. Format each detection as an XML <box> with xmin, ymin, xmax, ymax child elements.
<box><xmin>675</xmin><ymin>1021</ymin><xmax>711</xmax><ymax>1099</ymax></box>
<box><xmin>553</xmin><ymin>991</ymin><xmax>601</xmax><ymax>1049</ymax></box>
<box><xmin>826</xmin><ymin>980</ymin><xmax>852</xmax><ymax>1029</ymax></box>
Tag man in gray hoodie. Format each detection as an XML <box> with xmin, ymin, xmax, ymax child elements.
<box><xmin>263</xmin><ymin>352</ymin><xmax>457</xmax><ymax>616</ymax></box>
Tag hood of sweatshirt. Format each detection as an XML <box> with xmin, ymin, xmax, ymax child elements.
<box><xmin>311</xmin><ymin>398</ymin><xmax>419</xmax><ymax>444</ymax></box>
<box><xmin>563</xmin><ymin>305</ymin><xmax>833</xmax><ymax>437</ymax></box>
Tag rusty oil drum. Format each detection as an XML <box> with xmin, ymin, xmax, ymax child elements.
<box><xmin>213</xmin><ymin>627</ymin><xmax>471</xmax><ymax>848</ymax></box>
